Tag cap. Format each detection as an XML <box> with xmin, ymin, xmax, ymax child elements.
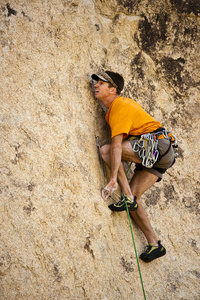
<box><xmin>91</xmin><ymin>70</ymin><xmax>124</xmax><ymax>92</ymax></box>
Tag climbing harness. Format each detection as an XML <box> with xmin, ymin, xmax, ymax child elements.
<box><xmin>131</xmin><ymin>128</ymin><xmax>178</xmax><ymax>168</ymax></box>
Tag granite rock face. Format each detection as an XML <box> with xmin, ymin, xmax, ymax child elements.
<box><xmin>0</xmin><ymin>1</ymin><xmax>199</xmax><ymax>299</ymax></box>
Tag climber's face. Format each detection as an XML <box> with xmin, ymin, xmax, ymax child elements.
<box><xmin>94</xmin><ymin>80</ymin><xmax>111</xmax><ymax>99</ymax></box>
<box><xmin>93</xmin><ymin>79</ymin><xmax>117</xmax><ymax>106</ymax></box>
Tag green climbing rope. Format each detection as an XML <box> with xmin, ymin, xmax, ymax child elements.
<box><xmin>123</xmin><ymin>162</ymin><xmax>146</xmax><ymax>300</ymax></box>
<box><xmin>95</xmin><ymin>136</ymin><xmax>146</xmax><ymax>298</ymax></box>
<box><xmin>124</xmin><ymin>198</ymin><xmax>147</xmax><ymax>300</ymax></box>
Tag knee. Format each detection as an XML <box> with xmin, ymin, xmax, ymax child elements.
<box><xmin>100</xmin><ymin>144</ymin><xmax>110</xmax><ymax>161</ymax></box>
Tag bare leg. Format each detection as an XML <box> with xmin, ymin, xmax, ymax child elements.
<box><xmin>101</xmin><ymin>142</ymin><xmax>159</xmax><ymax>246</ymax></box>
<box><xmin>129</xmin><ymin>170</ymin><xmax>159</xmax><ymax>245</ymax></box>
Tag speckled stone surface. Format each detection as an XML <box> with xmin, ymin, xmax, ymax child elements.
<box><xmin>0</xmin><ymin>1</ymin><xmax>199</xmax><ymax>299</ymax></box>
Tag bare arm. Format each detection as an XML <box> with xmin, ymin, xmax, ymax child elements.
<box><xmin>110</xmin><ymin>134</ymin><xmax>123</xmax><ymax>181</ymax></box>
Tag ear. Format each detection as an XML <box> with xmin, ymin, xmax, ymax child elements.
<box><xmin>110</xmin><ymin>87</ymin><xmax>116</xmax><ymax>94</ymax></box>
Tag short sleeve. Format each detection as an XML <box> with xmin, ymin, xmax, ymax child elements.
<box><xmin>110</xmin><ymin>113</ymin><xmax>133</xmax><ymax>138</ymax></box>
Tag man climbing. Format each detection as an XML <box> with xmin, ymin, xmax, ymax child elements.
<box><xmin>92</xmin><ymin>70</ymin><xmax>176</xmax><ymax>262</ymax></box>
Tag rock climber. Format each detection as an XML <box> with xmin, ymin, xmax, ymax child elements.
<box><xmin>92</xmin><ymin>70</ymin><xmax>176</xmax><ymax>262</ymax></box>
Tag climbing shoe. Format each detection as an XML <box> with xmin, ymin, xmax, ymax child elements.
<box><xmin>140</xmin><ymin>241</ymin><xmax>166</xmax><ymax>263</ymax></box>
<box><xmin>108</xmin><ymin>195</ymin><xmax>138</xmax><ymax>212</ymax></box>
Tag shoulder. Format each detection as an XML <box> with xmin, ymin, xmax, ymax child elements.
<box><xmin>113</xmin><ymin>97</ymin><xmax>139</xmax><ymax>111</ymax></box>
<box><xmin>112</xmin><ymin>96</ymin><xmax>133</xmax><ymax>107</ymax></box>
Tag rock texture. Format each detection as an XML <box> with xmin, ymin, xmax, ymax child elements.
<box><xmin>0</xmin><ymin>1</ymin><xmax>199</xmax><ymax>299</ymax></box>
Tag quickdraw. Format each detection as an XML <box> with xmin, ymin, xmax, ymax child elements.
<box><xmin>132</xmin><ymin>129</ymin><xmax>178</xmax><ymax>168</ymax></box>
<box><xmin>133</xmin><ymin>133</ymin><xmax>159</xmax><ymax>168</ymax></box>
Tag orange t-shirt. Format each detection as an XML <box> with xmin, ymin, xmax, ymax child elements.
<box><xmin>105</xmin><ymin>97</ymin><xmax>162</xmax><ymax>138</ymax></box>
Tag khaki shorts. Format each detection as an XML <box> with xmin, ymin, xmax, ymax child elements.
<box><xmin>129</xmin><ymin>138</ymin><xmax>175</xmax><ymax>180</ymax></box>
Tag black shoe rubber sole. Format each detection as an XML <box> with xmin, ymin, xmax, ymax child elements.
<box><xmin>128</xmin><ymin>202</ymin><xmax>138</xmax><ymax>211</ymax></box>
<box><xmin>108</xmin><ymin>201</ymin><xmax>138</xmax><ymax>212</ymax></box>
<box><xmin>140</xmin><ymin>248</ymin><xmax>166</xmax><ymax>263</ymax></box>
